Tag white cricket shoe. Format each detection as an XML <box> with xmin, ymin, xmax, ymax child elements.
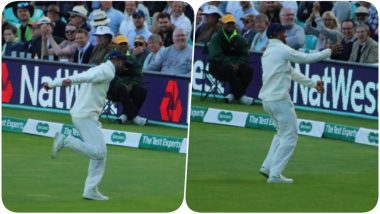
<box><xmin>224</xmin><ymin>93</ymin><xmax>234</xmax><ymax>103</ymax></box>
<box><xmin>239</xmin><ymin>95</ymin><xmax>254</xmax><ymax>105</ymax></box>
<box><xmin>267</xmin><ymin>175</ymin><xmax>294</xmax><ymax>184</ymax></box>
<box><xmin>51</xmin><ymin>132</ymin><xmax>65</xmax><ymax>159</ymax></box>
<box><xmin>133</xmin><ymin>116</ymin><xmax>147</xmax><ymax>126</ymax></box>
<box><xmin>116</xmin><ymin>114</ymin><xmax>127</xmax><ymax>124</ymax></box>
<box><xmin>259</xmin><ymin>167</ymin><xmax>269</xmax><ymax>178</ymax></box>
<box><xmin>83</xmin><ymin>190</ymin><xmax>109</xmax><ymax>201</ymax></box>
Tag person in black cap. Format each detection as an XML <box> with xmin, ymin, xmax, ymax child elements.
<box><xmin>42</xmin><ymin>50</ymin><xmax>128</xmax><ymax>201</ymax></box>
<box><xmin>258</xmin><ymin>23</ymin><xmax>332</xmax><ymax>184</ymax></box>
<box><xmin>13</xmin><ymin>2</ymin><xmax>34</xmax><ymax>42</ymax></box>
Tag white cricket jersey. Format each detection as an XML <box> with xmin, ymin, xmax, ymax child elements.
<box><xmin>49</xmin><ymin>60</ymin><xmax>116</xmax><ymax>120</ymax></box>
<box><xmin>259</xmin><ymin>39</ymin><xmax>331</xmax><ymax>102</ymax></box>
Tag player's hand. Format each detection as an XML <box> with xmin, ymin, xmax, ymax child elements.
<box><xmin>316</xmin><ymin>81</ymin><xmax>324</xmax><ymax>93</ymax></box>
<box><xmin>42</xmin><ymin>82</ymin><xmax>52</xmax><ymax>91</ymax></box>
<box><xmin>62</xmin><ymin>79</ymin><xmax>72</xmax><ymax>87</ymax></box>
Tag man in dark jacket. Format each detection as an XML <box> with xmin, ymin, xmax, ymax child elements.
<box><xmin>208</xmin><ymin>14</ymin><xmax>254</xmax><ymax>105</ymax></box>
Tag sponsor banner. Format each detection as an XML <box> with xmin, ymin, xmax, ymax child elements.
<box><xmin>139</xmin><ymin>134</ymin><xmax>183</xmax><ymax>152</ymax></box>
<box><xmin>297</xmin><ymin>119</ymin><xmax>325</xmax><ymax>138</ymax></box>
<box><xmin>245</xmin><ymin>113</ymin><xmax>275</xmax><ymax>130</ymax></box>
<box><xmin>2</xmin><ymin>117</ymin><xmax>27</xmax><ymax>133</ymax></box>
<box><xmin>190</xmin><ymin>106</ymin><xmax>208</xmax><ymax>122</ymax></box>
<box><xmin>23</xmin><ymin>119</ymin><xmax>63</xmax><ymax>137</ymax></box>
<box><xmin>103</xmin><ymin>129</ymin><xmax>141</xmax><ymax>148</ymax></box>
<box><xmin>193</xmin><ymin>45</ymin><xmax>378</xmax><ymax>119</ymax></box>
<box><xmin>2</xmin><ymin>57</ymin><xmax>190</xmax><ymax>125</ymax></box>
<box><xmin>179</xmin><ymin>139</ymin><xmax>188</xmax><ymax>154</ymax></box>
<box><xmin>203</xmin><ymin>108</ymin><xmax>248</xmax><ymax>127</ymax></box>
<box><xmin>323</xmin><ymin>123</ymin><xmax>358</xmax><ymax>142</ymax></box>
<box><xmin>355</xmin><ymin>128</ymin><xmax>378</xmax><ymax>146</ymax></box>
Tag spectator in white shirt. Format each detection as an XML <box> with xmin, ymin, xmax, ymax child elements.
<box><xmin>170</xmin><ymin>1</ymin><xmax>192</xmax><ymax>38</ymax></box>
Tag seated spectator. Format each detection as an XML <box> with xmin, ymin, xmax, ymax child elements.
<box><xmin>170</xmin><ymin>1</ymin><xmax>192</xmax><ymax>38</ymax></box>
<box><xmin>27</xmin><ymin>17</ymin><xmax>63</xmax><ymax>59</ymax></box>
<box><xmin>250</xmin><ymin>14</ymin><xmax>269</xmax><ymax>52</ymax></box>
<box><xmin>195</xmin><ymin>5</ymin><xmax>222</xmax><ymax>44</ymax></box>
<box><xmin>331</xmin><ymin>19</ymin><xmax>356</xmax><ymax>61</ymax></box>
<box><xmin>2</xmin><ymin>24</ymin><xmax>25</xmax><ymax>56</ymax></box>
<box><xmin>68</xmin><ymin>5</ymin><xmax>91</xmax><ymax>32</ymax></box>
<box><xmin>88</xmin><ymin>10</ymin><xmax>110</xmax><ymax>45</ymax></box>
<box><xmin>208</xmin><ymin>14</ymin><xmax>254</xmax><ymax>105</ymax></box>
<box><xmin>89</xmin><ymin>1</ymin><xmax>124</xmax><ymax>34</ymax></box>
<box><xmin>108</xmin><ymin>37</ymin><xmax>148</xmax><ymax>126</ymax></box>
<box><xmin>46</xmin><ymin>4</ymin><xmax>66</xmax><ymax>40</ymax></box>
<box><xmin>154</xmin><ymin>12</ymin><xmax>175</xmax><ymax>47</ymax></box>
<box><xmin>233</xmin><ymin>1</ymin><xmax>259</xmax><ymax>32</ymax></box>
<box><xmin>73</xmin><ymin>29</ymin><xmax>94</xmax><ymax>64</ymax></box>
<box><xmin>304</xmin><ymin>2</ymin><xmax>343</xmax><ymax>51</ymax></box>
<box><xmin>123</xmin><ymin>10</ymin><xmax>152</xmax><ymax>48</ymax></box>
<box><xmin>132</xmin><ymin>35</ymin><xmax>150</xmax><ymax>66</ymax></box>
<box><xmin>264</xmin><ymin>1</ymin><xmax>282</xmax><ymax>23</ymax></box>
<box><xmin>89</xmin><ymin>26</ymin><xmax>114</xmax><ymax>65</ymax></box>
<box><xmin>143</xmin><ymin>34</ymin><xmax>165</xmax><ymax>69</ymax></box>
<box><xmin>349</xmin><ymin>24</ymin><xmax>378</xmax><ymax>64</ymax></box>
<box><xmin>280</xmin><ymin>7</ymin><xmax>305</xmax><ymax>50</ymax></box>
<box><xmin>42</xmin><ymin>23</ymin><xmax>78</xmax><ymax>62</ymax></box>
<box><xmin>143</xmin><ymin>28</ymin><xmax>192</xmax><ymax>76</ymax></box>
<box><xmin>354</xmin><ymin>6</ymin><xmax>377</xmax><ymax>40</ymax></box>
<box><xmin>240</xmin><ymin>14</ymin><xmax>256</xmax><ymax>46</ymax></box>
<box><xmin>13</xmin><ymin>2</ymin><xmax>35</xmax><ymax>42</ymax></box>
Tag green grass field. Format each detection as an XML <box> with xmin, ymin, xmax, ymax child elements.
<box><xmin>186</xmin><ymin>98</ymin><xmax>378</xmax><ymax>212</ymax></box>
<box><xmin>2</xmin><ymin>108</ymin><xmax>186</xmax><ymax>212</ymax></box>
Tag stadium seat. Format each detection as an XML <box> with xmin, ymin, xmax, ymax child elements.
<box><xmin>305</xmin><ymin>34</ymin><xmax>318</xmax><ymax>50</ymax></box>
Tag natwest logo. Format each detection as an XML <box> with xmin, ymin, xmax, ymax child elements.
<box><xmin>2</xmin><ymin>62</ymin><xmax>13</xmax><ymax>103</ymax></box>
<box><xmin>160</xmin><ymin>80</ymin><xmax>182</xmax><ymax>123</ymax></box>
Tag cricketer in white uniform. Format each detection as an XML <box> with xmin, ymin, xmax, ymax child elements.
<box><xmin>43</xmin><ymin>51</ymin><xmax>128</xmax><ymax>200</ymax></box>
<box><xmin>259</xmin><ymin>23</ymin><xmax>331</xmax><ymax>184</ymax></box>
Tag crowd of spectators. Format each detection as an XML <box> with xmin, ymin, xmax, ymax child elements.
<box><xmin>2</xmin><ymin>1</ymin><xmax>194</xmax><ymax>75</ymax></box>
<box><xmin>196</xmin><ymin>1</ymin><xmax>378</xmax><ymax>64</ymax></box>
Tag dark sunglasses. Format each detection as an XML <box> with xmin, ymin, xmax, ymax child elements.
<box><xmin>134</xmin><ymin>42</ymin><xmax>144</xmax><ymax>47</ymax></box>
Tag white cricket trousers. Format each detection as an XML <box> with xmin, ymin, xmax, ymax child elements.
<box><xmin>261</xmin><ymin>99</ymin><xmax>298</xmax><ymax>177</ymax></box>
<box><xmin>64</xmin><ymin>117</ymin><xmax>107</xmax><ymax>194</ymax></box>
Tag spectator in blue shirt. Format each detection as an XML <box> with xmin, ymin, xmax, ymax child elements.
<box><xmin>88</xmin><ymin>1</ymin><xmax>124</xmax><ymax>35</ymax></box>
<box><xmin>123</xmin><ymin>10</ymin><xmax>152</xmax><ymax>48</ymax></box>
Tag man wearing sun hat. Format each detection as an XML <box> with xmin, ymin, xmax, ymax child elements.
<box><xmin>89</xmin><ymin>26</ymin><xmax>114</xmax><ymax>65</ymax></box>
<box><xmin>13</xmin><ymin>2</ymin><xmax>35</xmax><ymax>42</ymax></box>
<box><xmin>68</xmin><ymin>5</ymin><xmax>90</xmax><ymax>31</ymax></box>
<box><xmin>88</xmin><ymin>10</ymin><xmax>110</xmax><ymax>45</ymax></box>
<box><xmin>207</xmin><ymin>14</ymin><xmax>254</xmax><ymax>105</ymax></box>
<box><xmin>195</xmin><ymin>5</ymin><xmax>223</xmax><ymax>43</ymax></box>
<box><xmin>46</xmin><ymin>4</ymin><xmax>66</xmax><ymax>39</ymax></box>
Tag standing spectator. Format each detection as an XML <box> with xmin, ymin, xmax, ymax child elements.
<box><xmin>331</xmin><ymin>19</ymin><xmax>357</xmax><ymax>61</ymax></box>
<box><xmin>208</xmin><ymin>14</ymin><xmax>254</xmax><ymax>105</ymax></box>
<box><xmin>332</xmin><ymin>1</ymin><xmax>351</xmax><ymax>23</ymax></box>
<box><xmin>170</xmin><ymin>1</ymin><xmax>192</xmax><ymax>38</ymax></box>
<box><xmin>123</xmin><ymin>10</ymin><xmax>152</xmax><ymax>48</ymax></box>
<box><xmin>265</xmin><ymin>1</ymin><xmax>282</xmax><ymax>23</ymax></box>
<box><xmin>89</xmin><ymin>1</ymin><xmax>124</xmax><ymax>34</ymax></box>
<box><xmin>143</xmin><ymin>34</ymin><xmax>165</xmax><ymax>69</ymax></box>
<box><xmin>233</xmin><ymin>1</ymin><xmax>259</xmax><ymax>32</ymax></box>
<box><xmin>13</xmin><ymin>2</ymin><xmax>34</xmax><ymax>42</ymax></box>
<box><xmin>155</xmin><ymin>12</ymin><xmax>175</xmax><ymax>47</ymax></box>
<box><xmin>304</xmin><ymin>2</ymin><xmax>343</xmax><ymax>51</ymax></box>
<box><xmin>132</xmin><ymin>35</ymin><xmax>150</xmax><ymax>66</ymax></box>
<box><xmin>280</xmin><ymin>7</ymin><xmax>305</xmax><ymax>50</ymax></box>
<box><xmin>240</xmin><ymin>14</ymin><xmax>256</xmax><ymax>46</ymax></box>
<box><xmin>119</xmin><ymin>1</ymin><xmax>138</xmax><ymax>36</ymax></box>
<box><xmin>73</xmin><ymin>29</ymin><xmax>94</xmax><ymax>64</ymax></box>
<box><xmin>143</xmin><ymin>28</ymin><xmax>192</xmax><ymax>76</ymax></box>
<box><xmin>89</xmin><ymin>26</ymin><xmax>114</xmax><ymax>65</ymax></box>
<box><xmin>46</xmin><ymin>4</ymin><xmax>66</xmax><ymax>39</ymax></box>
<box><xmin>88</xmin><ymin>10</ymin><xmax>110</xmax><ymax>45</ymax></box>
<box><xmin>195</xmin><ymin>5</ymin><xmax>222</xmax><ymax>44</ymax></box>
<box><xmin>349</xmin><ymin>24</ymin><xmax>378</xmax><ymax>64</ymax></box>
<box><xmin>250</xmin><ymin>14</ymin><xmax>269</xmax><ymax>52</ymax></box>
<box><xmin>68</xmin><ymin>5</ymin><xmax>91</xmax><ymax>32</ymax></box>
<box><xmin>42</xmin><ymin>23</ymin><xmax>78</xmax><ymax>62</ymax></box>
<box><xmin>2</xmin><ymin>24</ymin><xmax>25</xmax><ymax>56</ymax></box>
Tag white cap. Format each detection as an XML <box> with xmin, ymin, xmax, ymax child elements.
<box><xmin>93</xmin><ymin>26</ymin><xmax>114</xmax><ymax>36</ymax></box>
<box><xmin>201</xmin><ymin>5</ymin><xmax>223</xmax><ymax>17</ymax></box>
<box><xmin>355</xmin><ymin>6</ymin><xmax>369</xmax><ymax>14</ymax></box>
<box><xmin>37</xmin><ymin>16</ymin><xmax>52</xmax><ymax>25</ymax></box>
<box><xmin>90</xmin><ymin>10</ymin><xmax>110</xmax><ymax>27</ymax></box>
<box><xmin>69</xmin><ymin>5</ymin><xmax>88</xmax><ymax>18</ymax></box>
